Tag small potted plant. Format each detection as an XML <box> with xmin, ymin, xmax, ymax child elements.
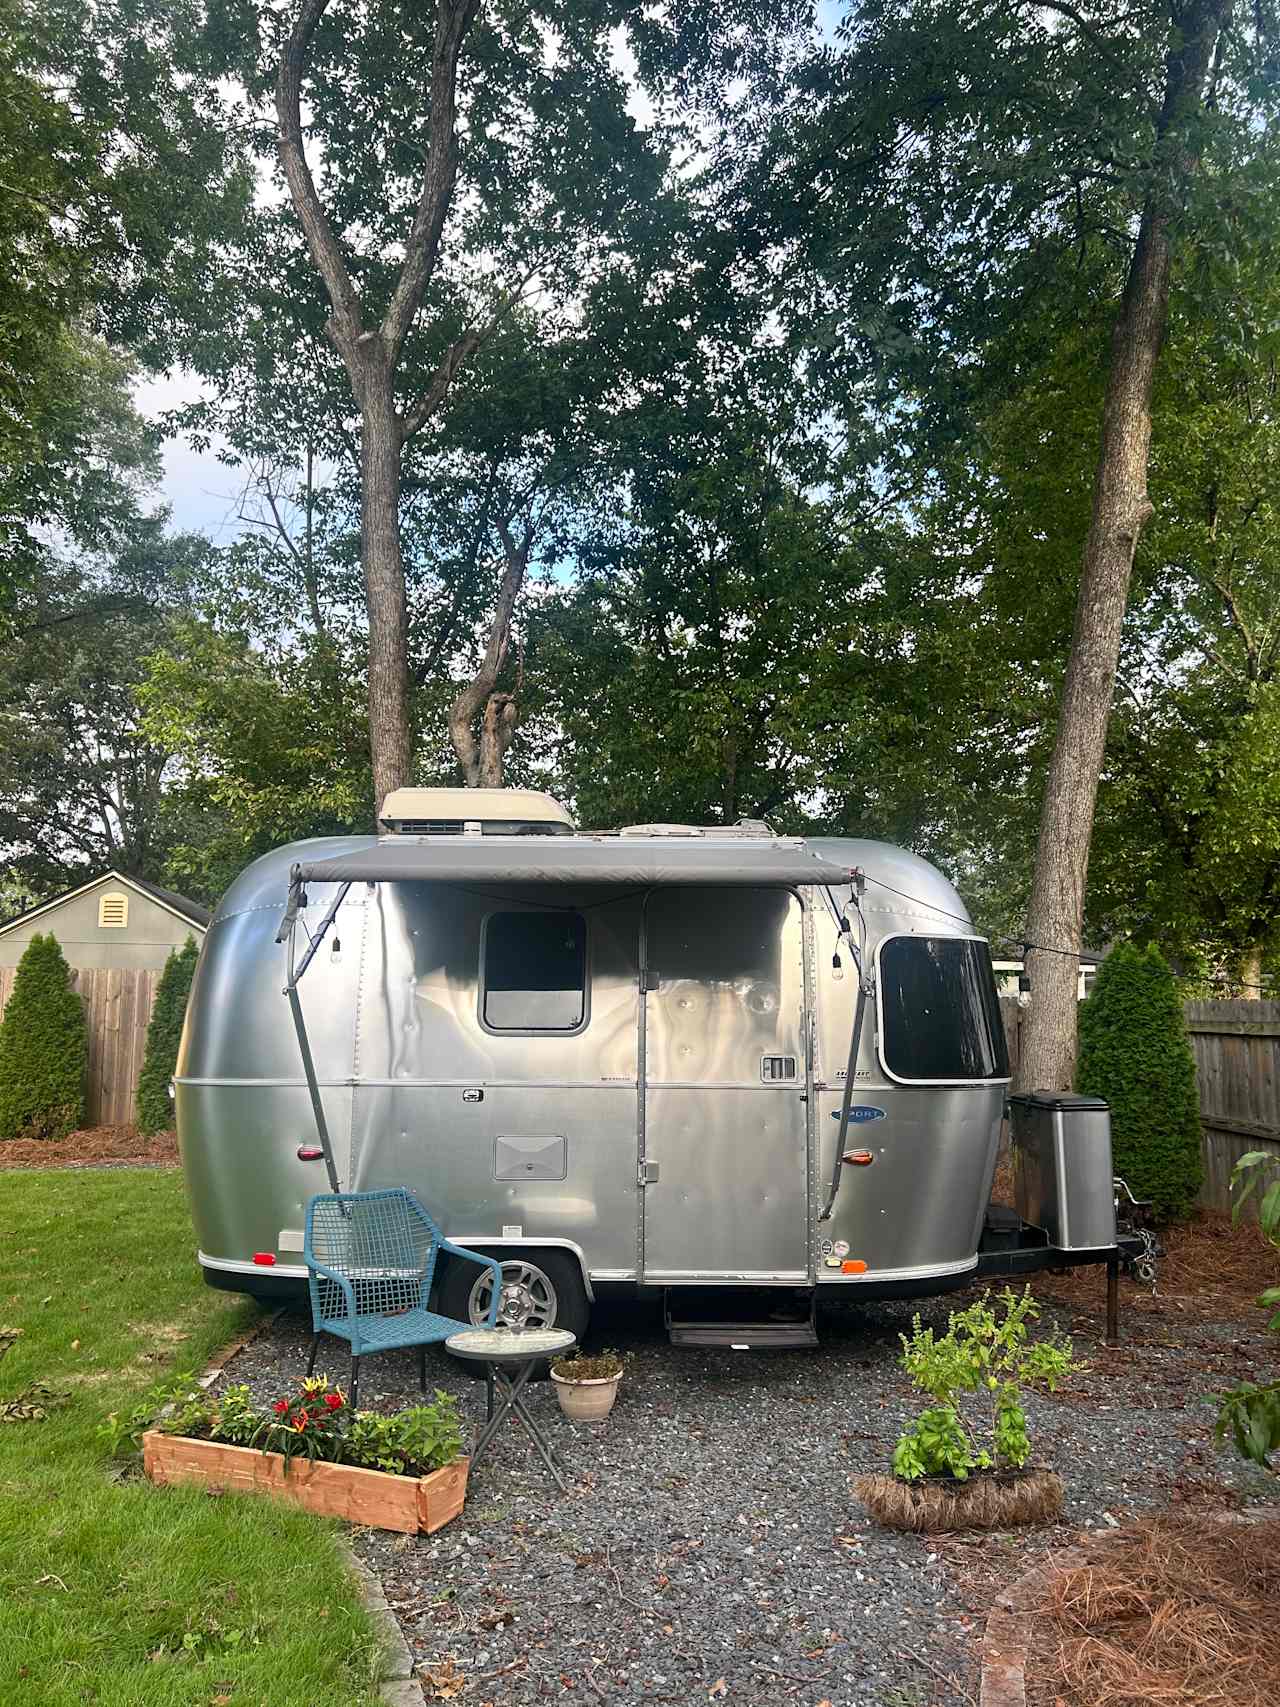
<box><xmin>549</xmin><ymin>1348</ymin><xmax>625</xmax><ymax>1421</ymax></box>
<box><xmin>111</xmin><ymin>1374</ymin><xmax>469</xmax><ymax>1534</ymax></box>
<box><xmin>854</xmin><ymin>1287</ymin><xmax>1076</xmax><ymax>1532</ymax></box>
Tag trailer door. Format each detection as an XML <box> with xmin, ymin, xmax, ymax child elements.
<box><xmin>639</xmin><ymin>886</ymin><xmax>811</xmax><ymax>1284</ymax></box>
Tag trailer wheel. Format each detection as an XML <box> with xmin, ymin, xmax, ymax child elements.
<box><xmin>439</xmin><ymin>1248</ymin><xmax>590</xmax><ymax>1373</ymax></box>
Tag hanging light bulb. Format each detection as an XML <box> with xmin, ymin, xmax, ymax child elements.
<box><xmin>831</xmin><ymin>950</ymin><xmax>844</xmax><ymax>982</ymax></box>
<box><xmin>329</xmin><ymin>935</ymin><xmax>343</xmax><ymax>966</ymax></box>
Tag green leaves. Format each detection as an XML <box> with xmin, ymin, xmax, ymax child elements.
<box><xmin>891</xmin><ymin>1288</ymin><xmax>1076</xmax><ymax>1481</ymax></box>
<box><xmin>1077</xmin><ymin>942</ymin><xmax>1203</xmax><ymax>1219</ymax></box>
<box><xmin>136</xmin><ymin>937</ymin><xmax>200</xmax><ymax>1134</ymax></box>
<box><xmin>0</xmin><ymin>934</ymin><xmax>87</xmax><ymax>1143</ymax></box>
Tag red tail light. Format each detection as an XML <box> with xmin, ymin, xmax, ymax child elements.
<box><xmin>252</xmin><ymin>1252</ymin><xmax>276</xmax><ymax>1266</ymax></box>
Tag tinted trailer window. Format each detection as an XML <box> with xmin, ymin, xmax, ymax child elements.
<box><xmin>482</xmin><ymin>911</ymin><xmax>587</xmax><ymax>1032</ymax></box>
<box><xmin>878</xmin><ymin>937</ymin><xmax>1009</xmax><ymax>1083</ymax></box>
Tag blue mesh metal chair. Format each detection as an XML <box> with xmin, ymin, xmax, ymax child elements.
<box><xmin>303</xmin><ymin>1189</ymin><xmax>501</xmax><ymax>1409</ymax></box>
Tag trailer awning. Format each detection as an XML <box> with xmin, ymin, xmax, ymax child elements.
<box><xmin>290</xmin><ymin>836</ymin><xmax>857</xmax><ymax>889</ymax></box>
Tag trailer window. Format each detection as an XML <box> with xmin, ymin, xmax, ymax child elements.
<box><xmin>483</xmin><ymin>912</ymin><xmax>587</xmax><ymax>1032</ymax></box>
<box><xmin>878</xmin><ymin>937</ymin><xmax>1008</xmax><ymax>1083</ymax></box>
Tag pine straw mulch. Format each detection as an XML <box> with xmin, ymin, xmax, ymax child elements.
<box><xmin>0</xmin><ymin>1125</ymin><xmax>179</xmax><ymax>1169</ymax></box>
<box><xmin>1025</xmin><ymin>1513</ymin><xmax>1280</xmax><ymax>1707</ymax></box>
<box><xmin>990</xmin><ymin>1160</ymin><xmax>1280</xmax><ymax>1320</ymax></box>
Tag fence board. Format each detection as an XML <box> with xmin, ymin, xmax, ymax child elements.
<box><xmin>0</xmin><ymin>964</ymin><xmax>160</xmax><ymax>1132</ymax></box>
<box><xmin>1185</xmin><ymin>1000</ymin><xmax>1280</xmax><ymax>1216</ymax></box>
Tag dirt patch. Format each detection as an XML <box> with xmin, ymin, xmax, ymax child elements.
<box><xmin>1025</xmin><ymin>1513</ymin><xmax>1280</xmax><ymax>1707</ymax></box>
<box><xmin>0</xmin><ymin>1125</ymin><xmax>178</xmax><ymax>1169</ymax></box>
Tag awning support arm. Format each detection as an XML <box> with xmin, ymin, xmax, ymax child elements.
<box><xmin>819</xmin><ymin>872</ymin><xmax>870</xmax><ymax>1224</ymax></box>
<box><xmin>279</xmin><ymin>872</ymin><xmax>349</xmax><ymax>1195</ymax></box>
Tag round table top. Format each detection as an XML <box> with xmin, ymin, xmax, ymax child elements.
<box><xmin>445</xmin><ymin>1326</ymin><xmax>578</xmax><ymax>1362</ymax></box>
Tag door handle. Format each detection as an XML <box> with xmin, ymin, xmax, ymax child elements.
<box><xmin>639</xmin><ymin>1160</ymin><xmax>660</xmax><ymax>1185</ymax></box>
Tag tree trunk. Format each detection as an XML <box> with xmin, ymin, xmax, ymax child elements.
<box><xmin>1238</xmin><ymin>944</ymin><xmax>1263</xmax><ymax>999</ymax></box>
<box><xmin>448</xmin><ymin>521</ymin><xmax>530</xmax><ymax>787</ymax></box>
<box><xmin>1016</xmin><ymin>0</ymin><xmax>1229</xmax><ymax>1093</ymax></box>
<box><xmin>361</xmin><ymin>384</ymin><xmax>412</xmax><ymax>814</ymax></box>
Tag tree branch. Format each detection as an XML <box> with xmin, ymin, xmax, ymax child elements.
<box><xmin>382</xmin><ymin>0</ymin><xmax>482</xmax><ymax>357</ymax></box>
<box><xmin>400</xmin><ymin>272</ymin><xmax>537</xmax><ymax>442</ymax></box>
<box><xmin>447</xmin><ymin>514</ymin><xmax>532</xmax><ymax>785</ymax></box>
<box><xmin>275</xmin><ymin>0</ymin><xmax>364</xmax><ymax>347</ymax></box>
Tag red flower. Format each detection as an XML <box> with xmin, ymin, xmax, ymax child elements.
<box><xmin>273</xmin><ymin>1399</ymin><xmax>289</xmax><ymax>1415</ymax></box>
<box><xmin>324</xmin><ymin>1392</ymin><xmax>343</xmax><ymax>1410</ymax></box>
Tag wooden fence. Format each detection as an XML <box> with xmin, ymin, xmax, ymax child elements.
<box><xmin>1000</xmin><ymin>997</ymin><xmax>1280</xmax><ymax>1216</ymax></box>
<box><xmin>1185</xmin><ymin>1000</ymin><xmax>1280</xmax><ymax>1216</ymax></box>
<box><xmin>0</xmin><ymin>965</ymin><xmax>161</xmax><ymax>1128</ymax></box>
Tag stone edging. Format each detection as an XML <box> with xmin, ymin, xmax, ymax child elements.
<box><xmin>978</xmin><ymin>1543</ymin><xmax>1081</xmax><ymax>1707</ymax></box>
<box><xmin>195</xmin><ymin>1306</ymin><xmax>285</xmax><ymax>1390</ymax></box>
<box><xmin>194</xmin><ymin>1310</ymin><xmax>422</xmax><ymax>1703</ymax></box>
<box><xmin>344</xmin><ymin>1547</ymin><xmax>421</xmax><ymax>1706</ymax></box>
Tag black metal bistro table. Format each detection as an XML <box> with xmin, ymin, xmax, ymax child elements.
<box><xmin>444</xmin><ymin>1326</ymin><xmax>577</xmax><ymax>1493</ymax></box>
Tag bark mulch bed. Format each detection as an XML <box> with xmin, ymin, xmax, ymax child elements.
<box><xmin>0</xmin><ymin>1125</ymin><xmax>178</xmax><ymax>1169</ymax></box>
<box><xmin>991</xmin><ymin>1157</ymin><xmax>1280</xmax><ymax>1320</ymax></box>
<box><xmin>1025</xmin><ymin>1513</ymin><xmax>1280</xmax><ymax>1707</ymax></box>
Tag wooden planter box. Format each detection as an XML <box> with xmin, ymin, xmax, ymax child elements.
<box><xmin>142</xmin><ymin>1431</ymin><xmax>468</xmax><ymax>1534</ymax></box>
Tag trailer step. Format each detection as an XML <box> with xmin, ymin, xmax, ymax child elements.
<box><xmin>667</xmin><ymin>1318</ymin><xmax>820</xmax><ymax>1350</ymax></box>
<box><xmin>664</xmin><ymin>1288</ymin><xmax>818</xmax><ymax>1350</ymax></box>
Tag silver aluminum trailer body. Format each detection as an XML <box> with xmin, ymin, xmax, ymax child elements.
<box><xmin>177</xmin><ymin>832</ymin><xmax>1010</xmax><ymax>1327</ymax></box>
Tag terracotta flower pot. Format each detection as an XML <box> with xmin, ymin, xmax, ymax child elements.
<box><xmin>550</xmin><ymin>1367</ymin><xmax>622</xmax><ymax>1421</ymax></box>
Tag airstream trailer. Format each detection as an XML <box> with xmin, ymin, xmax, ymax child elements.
<box><xmin>176</xmin><ymin>789</ymin><xmax>1126</xmax><ymax>1347</ymax></box>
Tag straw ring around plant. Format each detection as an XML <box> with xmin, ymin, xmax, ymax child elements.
<box><xmin>854</xmin><ymin>1287</ymin><xmax>1077</xmax><ymax>1533</ymax></box>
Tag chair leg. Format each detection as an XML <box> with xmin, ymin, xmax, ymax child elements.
<box><xmin>350</xmin><ymin>1355</ymin><xmax>360</xmax><ymax>1412</ymax></box>
<box><xmin>417</xmin><ymin>1343</ymin><xmax>427</xmax><ymax>1396</ymax></box>
<box><xmin>306</xmin><ymin>1334</ymin><xmax>320</xmax><ymax>1377</ymax></box>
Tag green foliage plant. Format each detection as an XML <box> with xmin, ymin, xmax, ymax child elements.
<box><xmin>135</xmin><ymin>935</ymin><xmax>199</xmax><ymax>1132</ymax></box>
<box><xmin>1076</xmin><ymin>942</ymin><xmax>1203</xmax><ymax>1219</ymax></box>
<box><xmin>103</xmin><ymin>1372</ymin><xmax>464</xmax><ymax>1479</ymax></box>
<box><xmin>891</xmin><ymin>1288</ymin><xmax>1076</xmax><ymax>1483</ymax></box>
<box><xmin>1211</xmin><ymin>1152</ymin><xmax>1280</xmax><ymax>1472</ymax></box>
<box><xmin>0</xmin><ymin>932</ymin><xmax>87</xmax><ymax>1141</ymax></box>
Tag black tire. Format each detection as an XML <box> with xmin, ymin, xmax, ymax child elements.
<box><xmin>437</xmin><ymin>1247</ymin><xmax>590</xmax><ymax>1378</ymax></box>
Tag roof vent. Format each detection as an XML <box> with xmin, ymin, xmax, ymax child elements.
<box><xmin>617</xmin><ymin>823</ymin><xmax>705</xmax><ymax>838</ymax></box>
<box><xmin>378</xmin><ymin>787</ymin><xmax>575</xmax><ymax>836</ymax></box>
<box><xmin>617</xmin><ymin>818</ymin><xmax>774</xmax><ymax>839</ymax></box>
<box><xmin>98</xmin><ymin>891</ymin><xmax>129</xmax><ymax>928</ymax></box>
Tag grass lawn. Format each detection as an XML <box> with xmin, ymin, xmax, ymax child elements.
<box><xmin>0</xmin><ymin>1169</ymin><xmax>382</xmax><ymax>1707</ymax></box>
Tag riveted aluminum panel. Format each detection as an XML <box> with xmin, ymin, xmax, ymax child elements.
<box><xmin>347</xmin><ymin>1084</ymin><xmax>638</xmax><ymax>1272</ymax></box>
<box><xmin>640</xmin><ymin>888</ymin><xmax>809</xmax><ymax>1282</ymax></box>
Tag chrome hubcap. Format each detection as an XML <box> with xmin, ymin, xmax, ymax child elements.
<box><xmin>469</xmin><ymin>1260</ymin><xmax>558</xmax><ymax>1330</ymax></box>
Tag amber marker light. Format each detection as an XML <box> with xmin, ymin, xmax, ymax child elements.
<box><xmin>842</xmin><ymin>1149</ymin><xmax>875</xmax><ymax>1166</ymax></box>
<box><xmin>842</xmin><ymin>1259</ymin><xmax>868</xmax><ymax>1274</ymax></box>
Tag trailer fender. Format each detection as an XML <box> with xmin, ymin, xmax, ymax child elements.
<box><xmin>442</xmin><ymin>1237</ymin><xmax>595</xmax><ymax>1302</ymax></box>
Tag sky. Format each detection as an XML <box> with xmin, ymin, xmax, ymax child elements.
<box><xmin>133</xmin><ymin>369</ymin><xmax>246</xmax><ymax>540</ymax></box>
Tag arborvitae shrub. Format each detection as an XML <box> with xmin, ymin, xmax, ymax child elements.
<box><xmin>1076</xmin><ymin>941</ymin><xmax>1202</xmax><ymax>1220</ymax></box>
<box><xmin>136</xmin><ymin>935</ymin><xmax>200</xmax><ymax>1133</ymax></box>
<box><xmin>0</xmin><ymin>933</ymin><xmax>87</xmax><ymax>1141</ymax></box>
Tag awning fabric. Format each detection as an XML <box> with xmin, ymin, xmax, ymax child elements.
<box><xmin>291</xmin><ymin>836</ymin><xmax>857</xmax><ymax>889</ymax></box>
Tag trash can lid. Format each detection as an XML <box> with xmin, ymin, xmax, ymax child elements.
<box><xmin>1008</xmin><ymin>1091</ymin><xmax>1110</xmax><ymax>1112</ymax></box>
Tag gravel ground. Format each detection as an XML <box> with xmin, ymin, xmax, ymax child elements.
<box><xmin>220</xmin><ymin>1283</ymin><xmax>1277</xmax><ymax>1707</ymax></box>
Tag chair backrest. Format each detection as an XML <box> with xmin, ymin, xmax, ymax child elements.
<box><xmin>304</xmin><ymin>1189</ymin><xmax>443</xmax><ymax>1322</ymax></box>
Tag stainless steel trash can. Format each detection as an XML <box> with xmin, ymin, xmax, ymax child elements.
<box><xmin>1009</xmin><ymin>1092</ymin><xmax>1116</xmax><ymax>1252</ymax></box>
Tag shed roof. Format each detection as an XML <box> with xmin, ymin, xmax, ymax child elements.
<box><xmin>0</xmin><ymin>870</ymin><xmax>210</xmax><ymax>936</ymax></box>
